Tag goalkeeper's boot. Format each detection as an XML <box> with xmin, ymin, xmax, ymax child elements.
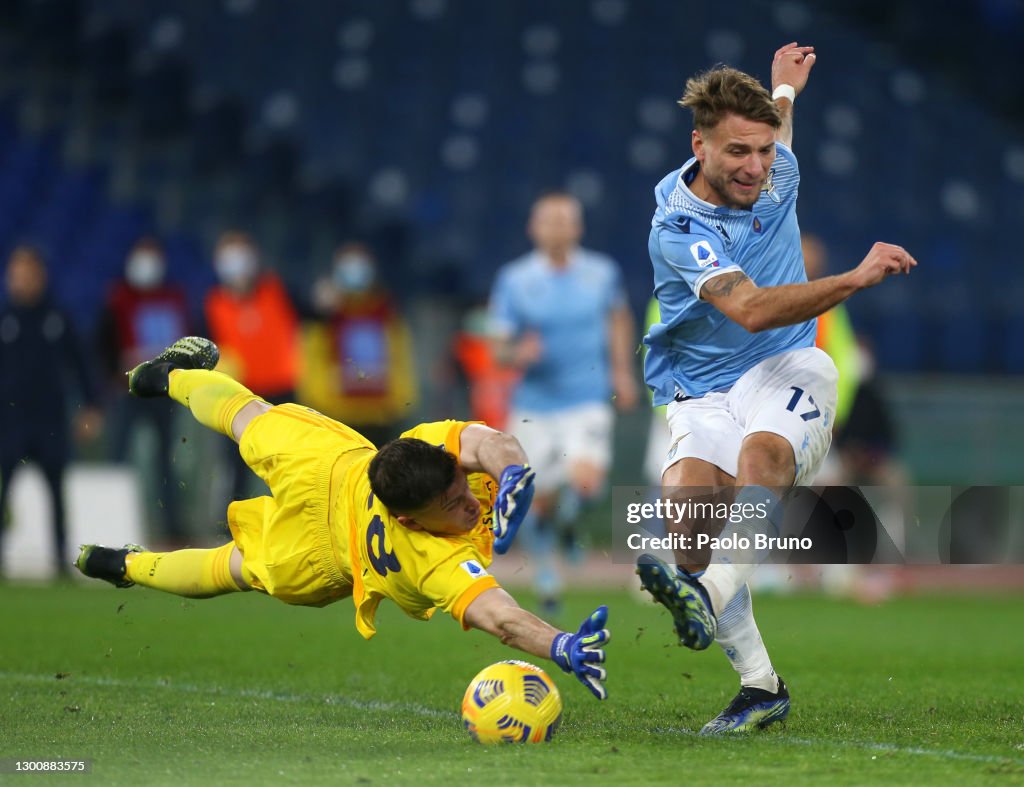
<box><xmin>636</xmin><ymin>553</ymin><xmax>717</xmax><ymax>649</ymax></box>
<box><xmin>128</xmin><ymin>336</ymin><xmax>220</xmax><ymax>398</ymax></box>
<box><xmin>699</xmin><ymin>677</ymin><xmax>790</xmax><ymax>735</ymax></box>
<box><xmin>74</xmin><ymin>544</ymin><xmax>144</xmax><ymax>588</ymax></box>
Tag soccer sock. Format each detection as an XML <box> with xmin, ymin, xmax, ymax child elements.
<box><xmin>124</xmin><ymin>543</ymin><xmax>245</xmax><ymax>598</ymax></box>
<box><xmin>168</xmin><ymin>369</ymin><xmax>263</xmax><ymax>438</ymax></box>
<box><xmin>555</xmin><ymin>487</ymin><xmax>584</xmax><ymax>560</ymax></box>
<box><xmin>699</xmin><ymin>486</ymin><xmax>782</xmax><ymax>613</ymax></box>
<box><xmin>555</xmin><ymin>486</ymin><xmax>581</xmax><ymax>526</ymax></box>
<box><xmin>524</xmin><ymin>512</ymin><xmax>562</xmax><ymax>600</ymax></box>
<box><xmin>714</xmin><ymin>583</ymin><xmax>779</xmax><ymax>693</ymax></box>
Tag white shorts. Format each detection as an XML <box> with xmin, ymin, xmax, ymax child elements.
<box><xmin>508</xmin><ymin>401</ymin><xmax>614</xmax><ymax>493</ymax></box>
<box><xmin>644</xmin><ymin>407</ymin><xmax>672</xmax><ymax>486</ymax></box>
<box><xmin>662</xmin><ymin>346</ymin><xmax>838</xmax><ymax>486</ymax></box>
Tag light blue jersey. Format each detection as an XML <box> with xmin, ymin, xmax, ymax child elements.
<box><xmin>489</xmin><ymin>248</ymin><xmax>625</xmax><ymax>412</ymax></box>
<box><xmin>644</xmin><ymin>142</ymin><xmax>816</xmax><ymax>405</ymax></box>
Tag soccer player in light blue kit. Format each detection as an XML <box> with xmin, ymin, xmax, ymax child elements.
<box><xmin>637</xmin><ymin>43</ymin><xmax>917</xmax><ymax>733</ymax></box>
<box><xmin>490</xmin><ymin>192</ymin><xmax>638</xmax><ymax>613</ymax></box>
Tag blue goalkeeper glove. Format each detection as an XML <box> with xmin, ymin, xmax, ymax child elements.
<box><xmin>550</xmin><ymin>605</ymin><xmax>610</xmax><ymax>700</ymax></box>
<box><xmin>492</xmin><ymin>464</ymin><xmax>535</xmax><ymax>555</ymax></box>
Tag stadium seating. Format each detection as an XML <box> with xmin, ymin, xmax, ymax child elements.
<box><xmin>0</xmin><ymin>0</ymin><xmax>1019</xmax><ymax>373</ymax></box>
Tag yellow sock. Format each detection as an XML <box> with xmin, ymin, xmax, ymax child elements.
<box><xmin>125</xmin><ymin>543</ymin><xmax>246</xmax><ymax>598</ymax></box>
<box><xmin>168</xmin><ymin>369</ymin><xmax>264</xmax><ymax>438</ymax></box>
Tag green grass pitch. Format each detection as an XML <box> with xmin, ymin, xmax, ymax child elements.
<box><xmin>2</xmin><ymin>581</ymin><xmax>1022</xmax><ymax>785</ymax></box>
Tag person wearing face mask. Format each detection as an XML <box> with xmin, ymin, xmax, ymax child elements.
<box><xmin>0</xmin><ymin>246</ymin><xmax>102</xmax><ymax>578</ymax></box>
<box><xmin>204</xmin><ymin>230</ymin><xmax>300</xmax><ymax>502</ymax></box>
<box><xmin>97</xmin><ymin>237</ymin><xmax>191</xmax><ymax>546</ymax></box>
<box><xmin>301</xmin><ymin>243</ymin><xmax>418</xmax><ymax>448</ymax></box>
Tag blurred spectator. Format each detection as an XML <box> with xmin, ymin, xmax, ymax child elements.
<box><xmin>834</xmin><ymin>340</ymin><xmax>908</xmax><ymax>487</ymax></box>
<box><xmin>822</xmin><ymin>339</ymin><xmax>910</xmax><ymax>602</ymax></box>
<box><xmin>96</xmin><ymin>236</ymin><xmax>191</xmax><ymax>545</ymax></box>
<box><xmin>641</xmin><ymin>296</ymin><xmax>672</xmax><ymax>487</ymax></box>
<box><xmin>803</xmin><ymin>234</ymin><xmax>860</xmax><ymax>437</ymax></box>
<box><xmin>452</xmin><ymin>302</ymin><xmax>520</xmax><ymax>431</ymax></box>
<box><xmin>801</xmin><ymin>233</ymin><xmax>906</xmax><ymax>486</ymax></box>
<box><xmin>204</xmin><ymin>230</ymin><xmax>299</xmax><ymax>502</ymax></box>
<box><xmin>489</xmin><ymin>191</ymin><xmax>638</xmax><ymax>614</ymax></box>
<box><xmin>788</xmin><ymin>236</ymin><xmax>907</xmax><ymax>600</ymax></box>
<box><xmin>0</xmin><ymin>246</ymin><xmax>102</xmax><ymax>577</ymax></box>
<box><xmin>299</xmin><ymin>242</ymin><xmax>419</xmax><ymax>447</ymax></box>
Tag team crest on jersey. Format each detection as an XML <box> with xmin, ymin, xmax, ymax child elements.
<box><xmin>752</xmin><ymin>216</ymin><xmax>763</xmax><ymax>233</ymax></box>
<box><xmin>689</xmin><ymin>240</ymin><xmax>719</xmax><ymax>268</ymax></box>
<box><xmin>761</xmin><ymin>168</ymin><xmax>780</xmax><ymax>203</ymax></box>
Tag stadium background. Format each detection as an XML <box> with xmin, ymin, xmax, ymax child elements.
<box><xmin>0</xmin><ymin>0</ymin><xmax>1022</xmax><ymax>555</ymax></box>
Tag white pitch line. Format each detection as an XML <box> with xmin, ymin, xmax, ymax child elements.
<box><xmin>0</xmin><ymin>671</ymin><xmax>452</xmax><ymax>720</ymax></box>
<box><xmin>4</xmin><ymin>671</ymin><xmax>1021</xmax><ymax>766</ymax></box>
<box><xmin>654</xmin><ymin>726</ymin><xmax>1024</xmax><ymax>766</ymax></box>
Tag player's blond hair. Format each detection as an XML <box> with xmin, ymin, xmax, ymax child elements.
<box><xmin>679</xmin><ymin>66</ymin><xmax>781</xmax><ymax>132</ymax></box>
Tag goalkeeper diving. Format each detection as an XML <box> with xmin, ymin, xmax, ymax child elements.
<box><xmin>75</xmin><ymin>337</ymin><xmax>609</xmax><ymax>699</ymax></box>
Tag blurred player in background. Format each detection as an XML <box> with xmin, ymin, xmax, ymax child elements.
<box><xmin>489</xmin><ymin>191</ymin><xmax>638</xmax><ymax>615</ymax></box>
<box><xmin>0</xmin><ymin>246</ymin><xmax>102</xmax><ymax>577</ymax></box>
<box><xmin>637</xmin><ymin>44</ymin><xmax>917</xmax><ymax>733</ymax></box>
<box><xmin>641</xmin><ymin>297</ymin><xmax>671</xmax><ymax>488</ymax></box>
<box><xmin>97</xmin><ymin>236</ymin><xmax>191</xmax><ymax>545</ymax></box>
<box><xmin>75</xmin><ymin>337</ymin><xmax>610</xmax><ymax>700</ymax></box>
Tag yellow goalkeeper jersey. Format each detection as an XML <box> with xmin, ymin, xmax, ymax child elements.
<box><xmin>341</xmin><ymin>420</ymin><xmax>499</xmax><ymax>638</ymax></box>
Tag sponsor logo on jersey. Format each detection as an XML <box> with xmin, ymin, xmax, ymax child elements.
<box><xmin>689</xmin><ymin>240</ymin><xmax>719</xmax><ymax>268</ymax></box>
<box><xmin>461</xmin><ymin>559</ymin><xmax>488</xmax><ymax>578</ymax></box>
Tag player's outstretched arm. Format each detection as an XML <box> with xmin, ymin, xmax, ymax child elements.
<box><xmin>702</xmin><ymin>242</ymin><xmax>918</xmax><ymax>332</ymax></box>
<box><xmin>490</xmin><ymin>331</ymin><xmax>543</xmax><ymax>369</ymax></box>
<box><xmin>464</xmin><ymin>588</ymin><xmax>610</xmax><ymax>699</ymax></box>
<box><xmin>608</xmin><ymin>304</ymin><xmax>639</xmax><ymax>411</ymax></box>
<box><xmin>771</xmin><ymin>42</ymin><xmax>816</xmax><ymax>148</ymax></box>
<box><xmin>460</xmin><ymin>424</ymin><xmax>536</xmax><ymax>553</ymax></box>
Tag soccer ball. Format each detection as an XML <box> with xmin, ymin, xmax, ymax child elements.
<box><xmin>461</xmin><ymin>660</ymin><xmax>563</xmax><ymax>744</ymax></box>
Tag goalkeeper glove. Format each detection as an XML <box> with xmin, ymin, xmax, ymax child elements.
<box><xmin>492</xmin><ymin>464</ymin><xmax>535</xmax><ymax>555</ymax></box>
<box><xmin>550</xmin><ymin>605</ymin><xmax>610</xmax><ymax>700</ymax></box>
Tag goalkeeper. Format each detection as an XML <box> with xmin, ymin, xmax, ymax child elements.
<box><xmin>76</xmin><ymin>337</ymin><xmax>610</xmax><ymax>700</ymax></box>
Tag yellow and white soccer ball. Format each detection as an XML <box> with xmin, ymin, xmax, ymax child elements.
<box><xmin>461</xmin><ymin>660</ymin><xmax>563</xmax><ymax>744</ymax></box>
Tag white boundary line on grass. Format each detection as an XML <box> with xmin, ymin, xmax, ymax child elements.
<box><xmin>0</xmin><ymin>671</ymin><xmax>450</xmax><ymax>719</ymax></box>
<box><xmin>4</xmin><ymin>671</ymin><xmax>1022</xmax><ymax>766</ymax></box>
<box><xmin>655</xmin><ymin>726</ymin><xmax>1023</xmax><ymax>766</ymax></box>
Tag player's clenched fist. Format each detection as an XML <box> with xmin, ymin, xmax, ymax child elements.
<box><xmin>849</xmin><ymin>242</ymin><xmax>918</xmax><ymax>289</ymax></box>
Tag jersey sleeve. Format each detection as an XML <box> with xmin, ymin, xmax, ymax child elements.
<box><xmin>775</xmin><ymin>141</ymin><xmax>798</xmax><ymax>174</ymax></box>
<box><xmin>417</xmin><ymin>546</ymin><xmax>500</xmax><ymax>630</ymax></box>
<box><xmin>400</xmin><ymin>419</ymin><xmax>480</xmax><ymax>458</ymax></box>
<box><xmin>656</xmin><ymin>220</ymin><xmax>742</xmax><ymax>300</ymax></box>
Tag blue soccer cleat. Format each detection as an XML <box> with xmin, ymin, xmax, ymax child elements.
<box><xmin>635</xmin><ymin>553</ymin><xmax>717</xmax><ymax>650</ymax></box>
<box><xmin>128</xmin><ymin>336</ymin><xmax>220</xmax><ymax>398</ymax></box>
<box><xmin>699</xmin><ymin>677</ymin><xmax>790</xmax><ymax>735</ymax></box>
